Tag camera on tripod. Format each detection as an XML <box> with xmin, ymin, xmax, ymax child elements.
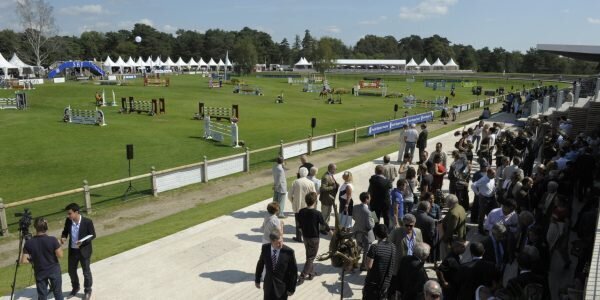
<box><xmin>14</xmin><ymin>208</ymin><xmax>32</xmax><ymax>239</ymax></box>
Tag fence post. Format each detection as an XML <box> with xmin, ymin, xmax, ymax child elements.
<box><xmin>0</xmin><ymin>198</ymin><xmax>7</xmax><ymax>235</ymax></box>
<box><xmin>202</xmin><ymin>156</ymin><xmax>209</xmax><ymax>183</ymax></box>
<box><xmin>83</xmin><ymin>180</ymin><xmax>92</xmax><ymax>214</ymax></box>
<box><xmin>354</xmin><ymin>124</ymin><xmax>358</xmax><ymax>144</ymax></box>
<box><xmin>151</xmin><ymin>166</ymin><xmax>158</xmax><ymax>197</ymax></box>
<box><xmin>333</xmin><ymin>130</ymin><xmax>338</xmax><ymax>149</ymax></box>
<box><xmin>308</xmin><ymin>135</ymin><xmax>313</xmax><ymax>155</ymax></box>
<box><xmin>245</xmin><ymin>147</ymin><xmax>250</xmax><ymax>172</ymax></box>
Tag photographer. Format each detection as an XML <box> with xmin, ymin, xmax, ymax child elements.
<box><xmin>21</xmin><ymin>217</ymin><xmax>64</xmax><ymax>300</ymax></box>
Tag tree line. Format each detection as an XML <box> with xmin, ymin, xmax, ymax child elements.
<box><xmin>1</xmin><ymin>24</ymin><xmax>598</xmax><ymax>75</ymax></box>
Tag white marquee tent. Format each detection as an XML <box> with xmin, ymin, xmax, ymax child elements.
<box><xmin>153</xmin><ymin>57</ymin><xmax>164</xmax><ymax>67</ymax></box>
<box><xmin>419</xmin><ymin>58</ymin><xmax>431</xmax><ymax>70</ymax></box>
<box><xmin>103</xmin><ymin>56</ymin><xmax>115</xmax><ymax>67</ymax></box>
<box><xmin>432</xmin><ymin>58</ymin><xmax>445</xmax><ymax>70</ymax></box>
<box><xmin>445</xmin><ymin>58</ymin><xmax>459</xmax><ymax>70</ymax></box>
<box><xmin>406</xmin><ymin>58</ymin><xmax>418</xmax><ymax>70</ymax></box>
<box><xmin>207</xmin><ymin>58</ymin><xmax>217</xmax><ymax>70</ymax></box>
<box><xmin>198</xmin><ymin>58</ymin><xmax>208</xmax><ymax>70</ymax></box>
<box><xmin>136</xmin><ymin>57</ymin><xmax>146</xmax><ymax>67</ymax></box>
<box><xmin>188</xmin><ymin>57</ymin><xmax>198</xmax><ymax>68</ymax></box>
<box><xmin>9</xmin><ymin>53</ymin><xmax>34</xmax><ymax>75</ymax></box>
<box><xmin>0</xmin><ymin>53</ymin><xmax>18</xmax><ymax>76</ymax></box>
<box><xmin>175</xmin><ymin>57</ymin><xmax>187</xmax><ymax>69</ymax></box>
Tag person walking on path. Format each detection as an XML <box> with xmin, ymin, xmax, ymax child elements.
<box><xmin>272</xmin><ymin>157</ymin><xmax>287</xmax><ymax>218</ymax></box>
<box><xmin>255</xmin><ymin>232</ymin><xmax>298</xmax><ymax>300</ymax></box>
<box><xmin>319</xmin><ymin>163</ymin><xmax>339</xmax><ymax>234</ymax></box>
<box><xmin>417</xmin><ymin>124</ymin><xmax>429</xmax><ymax>164</ymax></box>
<box><xmin>404</xmin><ymin>124</ymin><xmax>419</xmax><ymax>163</ymax></box>
<box><xmin>288</xmin><ymin>167</ymin><xmax>316</xmax><ymax>242</ymax></box>
<box><xmin>297</xmin><ymin>192</ymin><xmax>330</xmax><ymax>283</ymax></box>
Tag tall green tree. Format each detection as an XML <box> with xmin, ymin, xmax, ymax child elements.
<box><xmin>233</xmin><ymin>37</ymin><xmax>258</xmax><ymax>74</ymax></box>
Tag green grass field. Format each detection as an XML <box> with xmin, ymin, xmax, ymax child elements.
<box><xmin>0</xmin><ymin>74</ymin><xmax>553</xmax><ymax>204</ymax></box>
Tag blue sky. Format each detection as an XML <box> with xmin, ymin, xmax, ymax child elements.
<box><xmin>1</xmin><ymin>0</ymin><xmax>599</xmax><ymax>52</ymax></box>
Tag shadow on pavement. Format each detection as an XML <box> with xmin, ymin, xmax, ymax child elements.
<box><xmin>199</xmin><ymin>270</ymin><xmax>254</xmax><ymax>283</ymax></box>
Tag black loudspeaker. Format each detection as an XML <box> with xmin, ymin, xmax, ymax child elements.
<box><xmin>311</xmin><ymin>117</ymin><xmax>316</xmax><ymax>128</ymax></box>
<box><xmin>126</xmin><ymin>144</ymin><xmax>134</xmax><ymax>160</ymax></box>
<box><xmin>394</xmin><ymin>104</ymin><xmax>399</xmax><ymax>112</ymax></box>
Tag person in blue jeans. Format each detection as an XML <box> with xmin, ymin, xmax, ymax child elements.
<box><xmin>390</xmin><ymin>179</ymin><xmax>407</xmax><ymax>229</ymax></box>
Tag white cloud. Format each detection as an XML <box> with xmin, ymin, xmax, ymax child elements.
<box><xmin>325</xmin><ymin>25</ymin><xmax>340</xmax><ymax>33</ymax></box>
<box><xmin>587</xmin><ymin>17</ymin><xmax>600</xmax><ymax>24</ymax></box>
<box><xmin>399</xmin><ymin>0</ymin><xmax>457</xmax><ymax>21</ymax></box>
<box><xmin>59</xmin><ymin>4</ymin><xmax>107</xmax><ymax>16</ymax></box>
<box><xmin>359</xmin><ymin>16</ymin><xmax>387</xmax><ymax>25</ymax></box>
<box><xmin>163</xmin><ymin>24</ymin><xmax>177</xmax><ymax>33</ymax></box>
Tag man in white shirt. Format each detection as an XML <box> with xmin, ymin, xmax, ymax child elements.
<box><xmin>472</xmin><ymin>169</ymin><xmax>497</xmax><ymax>234</ymax></box>
<box><xmin>404</xmin><ymin>124</ymin><xmax>419</xmax><ymax>163</ymax></box>
<box><xmin>484</xmin><ymin>199</ymin><xmax>518</xmax><ymax>233</ymax></box>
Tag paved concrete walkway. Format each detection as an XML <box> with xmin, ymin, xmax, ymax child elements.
<box><xmin>8</xmin><ymin>113</ymin><xmax>578</xmax><ymax>299</ymax></box>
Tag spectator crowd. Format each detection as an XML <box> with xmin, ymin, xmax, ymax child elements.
<box><xmin>256</xmin><ymin>107</ymin><xmax>599</xmax><ymax>299</ymax></box>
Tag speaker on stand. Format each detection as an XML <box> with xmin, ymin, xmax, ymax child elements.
<box><xmin>123</xmin><ymin>144</ymin><xmax>137</xmax><ymax>200</ymax></box>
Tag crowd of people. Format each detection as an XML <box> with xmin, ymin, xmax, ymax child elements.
<box><xmin>256</xmin><ymin>106</ymin><xmax>599</xmax><ymax>299</ymax></box>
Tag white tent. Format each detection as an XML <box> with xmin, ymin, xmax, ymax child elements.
<box><xmin>198</xmin><ymin>58</ymin><xmax>208</xmax><ymax>70</ymax></box>
<box><xmin>9</xmin><ymin>53</ymin><xmax>34</xmax><ymax>75</ymax></box>
<box><xmin>175</xmin><ymin>57</ymin><xmax>187</xmax><ymax>69</ymax></box>
<box><xmin>126</xmin><ymin>57</ymin><xmax>137</xmax><ymax>68</ymax></box>
<box><xmin>103</xmin><ymin>56</ymin><xmax>114</xmax><ymax>67</ymax></box>
<box><xmin>445</xmin><ymin>58</ymin><xmax>459</xmax><ymax>70</ymax></box>
<box><xmin>0</xmin><ymin>53</ymin><xmax>18</xmax><ymax>76</ymax></box>
<box><xmin>419</xmin><ymin>58</ymin><xmax>431</xmax><ymax>69</ymax></box>
<box><xmin>114</xmin><ymin>56</ymin><xmax>126</xmax><ymax>68</ymax></box>
<box><xmin>164</xmin><ymin>57</ymin><xmax>176</xmax><ymax>68</ymax></box>
<box><xmin>207</xmin><ymin>58</ymin><xmax>217</xmax><ymax>70</ymax></box>
<box><xmin>432</xmin><ymin>58</ymin><xmax>445</xmax><ymax>70</ymax></box>
<box><xmin>188</xmin><ymin>57</ymin><xmax>198</xmax><ymax>68</ymax></box>
<box><xmin>153</xmin><ymin>57</ymin><xmax>163</xmax><ymax>67</ymax></box>
<box><xmin>136</xmin><ymin>56</ymin><xmax>146</xmax><ymax>67</ymax></box>
<box><xmin>406</xmin><ymin>58</ymin><xmax>419</xmax><ymax>70</ymax></box>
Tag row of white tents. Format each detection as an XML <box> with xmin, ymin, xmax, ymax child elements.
<box><xmin>102</xmin><ymin>56</ymin><xmax>233</xmax><ymax>70</ymax></box>
<box><xmin>0</xmin><ymin>53</ymin><xmax>38</xmax><ymax>75</ymax></box>
<box><xmin>406</xmin><ymin>58</ymin><xmax>459</xmax><ymax>70</ymax></box>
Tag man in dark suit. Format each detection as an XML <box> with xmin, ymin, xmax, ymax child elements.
<box><xmin>61</xmin><ymin>203</ymin><xmax>96</xmax><ymax>300</ymax></box>
<box><xmin>396</xmin><ymin>242</ymin><xmax>430</xmax><ymax>299</ymax></box>
<box><xmin>456</xmin><ymin>242</ymin><xmax>496</xmax><ymax>300</ymax></box>
<box><xmin>368</xmin><ymin>165</ymin><xmax>392</xmax><ymax>228</ymax></box>
<box><xmin>504</xmin><ymin>246</ymin><xmax>548</xmax><ymax>299</ymax></box>
<box><xmin>482</xmin><ymin>223</ymin><xmax>511</xmax><ymax>271</ymax></box>
<box><xmin>414</xmin><ymin>201</ymin><xmax>436</xmax><ymax>247</ymax></box>
<box><xmin>255</xmin><ymin>232</ymin><xmax>298</xmax><ymax>300</ymax></box>
<box><xmin>417</xmin><ymin>124</ymin><xmax>428</xmax><ymax>164</ymax></box>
